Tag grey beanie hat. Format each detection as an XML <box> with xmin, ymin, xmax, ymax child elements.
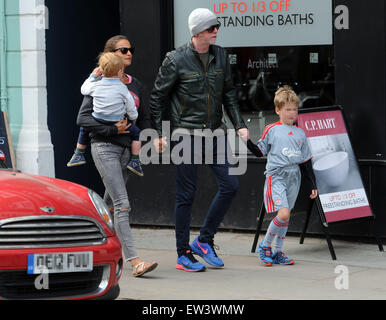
<box><xmin>188</xmin><ymin>8</ymin><xmax>218</xmax><ymax>36</ymax></box>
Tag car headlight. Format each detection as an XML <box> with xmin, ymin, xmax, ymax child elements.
<box><xmin>88</xmin><ymin>189</ymin><xmax>114</xmax><ymax>231</ymax></box>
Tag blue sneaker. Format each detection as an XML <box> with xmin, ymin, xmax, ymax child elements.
<box><xmin>191</xmin><ymin>236</ymin><xmax>224</xmax><ymax>268</ymax></box>
<box><xmin>176</xmin><ymin>250</ymin><xmax>206</xmax><ymax>272</ymax></box>
<box><xmin>258</xmin><ymin>242</ymin><xmax>273</xmax><ymax>266</ymax></box>
<box><xmin>127</xmin><ymin>158</ymin><xmax>144</xmax><ymax>176</ymax></box>
<box><xmin>272</xmin><ymin>251</ymin><xmax>294</xmax><ymax>265</ymax></box>
<box><xmin>67</xmin><ymin>152</ymin><xmax>86</xmax><ymax>167</ymax></box>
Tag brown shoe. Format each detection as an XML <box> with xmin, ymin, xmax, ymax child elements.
<box><xmin>132</xmin><ymin>261</ymin><xmax>158</xmax><ymax>277</ymax></box>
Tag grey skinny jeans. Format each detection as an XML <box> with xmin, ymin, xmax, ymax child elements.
<box><xmin>91</xmin><ymin>142</ymin><xmax>138</xmax><ymax>261</ymax></box>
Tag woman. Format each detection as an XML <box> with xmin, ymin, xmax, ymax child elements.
<box><xmin>77</xmin><ymin>35</ymin><xmax>157</xmax><ymax>277</ymax></box>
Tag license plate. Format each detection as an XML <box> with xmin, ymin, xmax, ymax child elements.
<box><xmin>27</xmin><ymin>252</ymin><xmax>93</xmax><ymax>274</ymax></box>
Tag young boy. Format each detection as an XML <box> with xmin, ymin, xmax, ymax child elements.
<box><xmin>248</xmin><ymin>86</ymin><xmax>318</xmax><ymax>266</ymax></box>
<box><xmin>67</xmin><ymin>52</ymin><xmax>144</xmax><ymax>176</ymax></box>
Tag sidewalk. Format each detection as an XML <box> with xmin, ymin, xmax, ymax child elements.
<box><xmin>118</xmin><ymin>227</ymin><xmax>386</xmax><ymax>300</ymax></box>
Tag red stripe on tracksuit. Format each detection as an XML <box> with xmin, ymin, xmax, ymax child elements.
<box><xmin>266</xmin><ymin>176</ymin><xmax>275</xmax><ymax>213</ymax></box>
<box><xmin>261</xmin><ymin>121</ymin><xmax>282</xmax><ymax>141</ymax></box>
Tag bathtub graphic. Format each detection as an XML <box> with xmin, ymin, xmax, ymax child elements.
<box><xmin>313</xmin><ymin>151</ymin><xmax>349</xmax><ymax>188</ymax></box>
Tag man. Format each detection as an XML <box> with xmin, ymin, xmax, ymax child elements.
<box><xmin>149</xmin><ymin>8</ymin><xmax>249</xmax><ymax>272</ymax></box>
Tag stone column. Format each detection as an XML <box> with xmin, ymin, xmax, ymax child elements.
<box><xmin>14</xmin><ymin>0</ymin><xmax>54</xmax><ymax>177</ymax></box>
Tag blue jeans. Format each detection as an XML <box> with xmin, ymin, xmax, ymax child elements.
<box><xmin>173</xmin><ymin>134</ymin><xmax>239</xmax><ymax>256</ymax></box>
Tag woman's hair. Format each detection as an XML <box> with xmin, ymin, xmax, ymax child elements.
<box><xmin>98</xmin><ymin>52</ymin><xmax>124</xmax><ymax>77</ymax></box>
<box><xmin>274</xmin><ymin>85</ymin><xmax>300</xmax><ymax>110</ymax></box>
<box><xmin>104</xmin><ymin>35</ymin><xmax>129</xmax><ymax>53</ymax></box>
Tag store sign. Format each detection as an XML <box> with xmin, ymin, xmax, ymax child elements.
<box><xmin>174</xmin><ymin>0</ymin><xmax>332</xmax><ymax>48</ymax></box>
<box><xmin>297</xmin><ymin>108</ymin><xmax>373</xmax><ymax>223</ymax></box>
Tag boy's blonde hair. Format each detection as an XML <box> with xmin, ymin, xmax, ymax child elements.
<box><xmin>98</xmin><ymin>52</ymin><xmax>124</xmax><ymax>78</ymax></box>
<box><xmin>274</xmin><ymin>85</ymin><xmax>300</xmax><ymax>110</ymax></box>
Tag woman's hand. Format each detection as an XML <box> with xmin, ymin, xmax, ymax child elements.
<box><xmin>115</xmin><ymin>119</ymin><xmax>131</xmax><ymax>134</ymax></box>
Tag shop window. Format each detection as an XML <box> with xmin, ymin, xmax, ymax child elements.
<box><xmin>224</xmin><ymin>45</ymin><xmax>335</xmax><ymax>155</ymax></box>
<box><xmin>173</xmin><ymin>0</ymin><xmax>335</xmax><ymax>156</ymax></box>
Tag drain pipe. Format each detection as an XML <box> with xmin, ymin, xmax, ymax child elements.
<box><xmin>0</xmin><ymin>0</ymin><xmax>8</xmax><ymax>112</ymax></box>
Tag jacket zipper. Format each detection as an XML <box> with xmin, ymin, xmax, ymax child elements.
<box><xmin>206</xmin><ymin>56</ymin><xmax>215</xmax><ymax>128</ymax></box>
<box><xmin>179</xmin><ymin>96</ymin><xmax>186</xmax><ymax>115</ymax></box>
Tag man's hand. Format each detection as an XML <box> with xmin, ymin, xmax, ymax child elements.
<box><xmin>115</xmin><ymin>119</ymin><xmax>131</xmax><ymax>134</ymax></box>
<box><xmin>154</xmin><ymin>137</ymin><xmax>168</xmax><ymax>153</ymax></box>
<box><xmin>237</xmin><ymin>128</ymin><xmax>250</xmax><ymax>142</ymax></box>
<box><xmin>310</xmin><ymin>189</ymin><xmax>318</xmax><ymax>199</ymax></box>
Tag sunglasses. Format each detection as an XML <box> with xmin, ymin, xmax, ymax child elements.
<box><xmin>113</xmin><ymin>47</ymin><xmax>135</xmax><ymax>55</ymax></box>
<box><xmin>206</xmin><ymin>24</ymin><xmax>221</xmax><ymax>33</ymax></box>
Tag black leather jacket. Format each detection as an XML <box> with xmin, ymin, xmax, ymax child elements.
<box><xmin>150</xmin><ymin>41</ymin><xmax>246</xmax><ymax>136</ymax></box>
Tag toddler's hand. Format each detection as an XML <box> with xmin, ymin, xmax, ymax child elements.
<box><xmin>92</xmin><ymin>67</ymin><xmax>102</xmax><ymax>77</ymax></box>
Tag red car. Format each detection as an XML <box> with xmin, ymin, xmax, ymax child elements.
<box><xmin>0</xmin><ymin>151</ymin><xmax>122</xmax><ymax>300</ymax></box>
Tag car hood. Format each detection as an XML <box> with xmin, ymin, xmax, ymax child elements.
<box><xmin>0</xmin><ymin>170</ymin><xmax>96</xmax><ymax>219</ymax></box>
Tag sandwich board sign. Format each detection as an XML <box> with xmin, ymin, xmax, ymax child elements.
<box><xmin>297</xmin><ymin>105</ymin><xmax>373</xmax><ymax>223</ymax></box>
<box><xmin>0</xmin><ymin>112</ymin><xmax>15</xmax><ymax>169</ymax></box>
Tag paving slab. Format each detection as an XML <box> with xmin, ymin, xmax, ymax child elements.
<box><xmin>116</xmin><ymin>227</ymin><xmax>386</xmax><ymax>301</ymax></box>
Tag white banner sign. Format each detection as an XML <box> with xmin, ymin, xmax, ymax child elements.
<box><xmin>174</xmin><ymin>0</ymin><xmax>332</xmax><ymax>48</ymax></box>
<box><xmin>319</xmin><ymin>189</ymin><xmax>370</xmax><ymax>213</ymax></box>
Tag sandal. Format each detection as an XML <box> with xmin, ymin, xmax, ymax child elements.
<box><xmin>132</xmin><ymin>261</ymin><xmax>158</xmax><ymax>277</ymax></box>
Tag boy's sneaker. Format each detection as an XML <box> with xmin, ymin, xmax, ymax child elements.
<box><xmin>191</xmin><ymin>236</ymin><xmax>224</xmax><ymax>268</ymax></box>
<box><xmin>258</xmin><ymin>242</ymin><xmax>273</xmax><ymax>266</ymax></box>
<box><xmin>176</xmin><ymin>250</ymin><xmax>206</xmax><ymax>272</ymax></box>
<box><xmin>127</xmin><ymin>158</ymin><xmax>144</xmax><ymax>176</ymax></box>
<box><xmin>67</xmin><ymin>152</ymin><xmax>86</xmax><ymax>167</ymax></box>
<box><xmin>272</xmin><ymin>251</ymin><xmax>294</xmax><ymax>265</ymax></box>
